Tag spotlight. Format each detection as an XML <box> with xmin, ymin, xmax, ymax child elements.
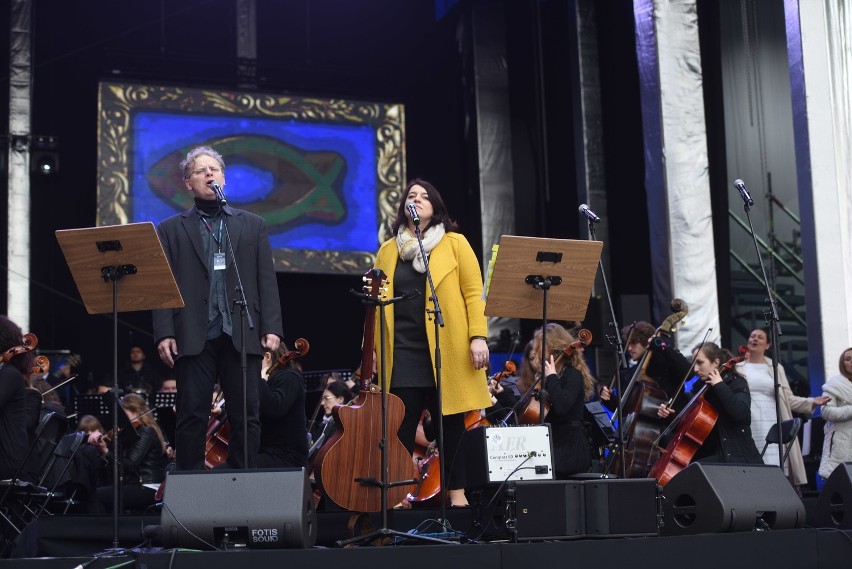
<box><xmin>31</xmin><ymin>136</ymin><xmax>60</xmax><ymax>175</ymax></box>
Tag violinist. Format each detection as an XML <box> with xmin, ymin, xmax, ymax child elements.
<box><xmin>599</xmin><ymin>321</ymin><xmax>692</xmax><ymax>412</ymax></box>
<box><xmin>657</xmin><ymin>342</ymin><xmax>762</xmax><ymax>465</ymax></box>
<box><xmin>529</xmin><ymin>323</ymin><xmax>596</xmax><ymax>478</ymax></box>
<box><xmin>88</xmin><ymin>393</ymin><xmax>168</xmax><ymax>514</ymax></box>
<box><xmin>491</xmin><ymin>326</ymin><xmax>595</xmax><ymax>477</ymax></box>
<box><xmin>0</xmin><ymin>316</ymin><xmax>43</xmax><ymax>481</ymax></box>
<box><xmin>256</xmin><ymin>345</ymin><xmax>308</xmax><ymax>469</ymax></box>
<box><xmin>308</xmin><ymin>381</ymin><xmax>354</xmax><ymax>456</ymax></box>
<box><xmin>487</xmin><ymin>340</ymin><xmax>533</xmax><ymax>425</ymax></box>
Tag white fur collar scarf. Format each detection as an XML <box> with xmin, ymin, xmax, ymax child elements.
<box><xmin>396</xmin><ymin>223</ymin><xmax>445</xmax><ymax>273</ymax></box>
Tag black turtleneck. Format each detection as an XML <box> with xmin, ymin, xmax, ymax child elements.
<box><xmin>194</xmin><ymin>197</ymin><xmax>221</xmax><ymax>216</ymax></box>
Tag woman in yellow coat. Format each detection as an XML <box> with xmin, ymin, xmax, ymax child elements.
<box><xmin>374</xmin><ymin>178</ymin><xmax>492</xmax><ymax>507</ymax></box>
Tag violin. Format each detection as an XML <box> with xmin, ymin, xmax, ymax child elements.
<box><xmin>0</xmin><ymin>332</ymin><xmax>38</xmax><ymax>364</ymax></box>
<box><xmin>490</xmin><ymin>360</ymin><xmax>518</xmax><ymax>383</ymax></box>
<box><xmin>518</xmin><ymin>328</ymin><xmax>592</xmax><ymax>425</ymax></box>
<box><xmin>649</xmin><ymin>345</ymin><xmax>749</xmax><ymax>486</ymax></box>
<box><xmin>268</xmin><ymin>338</ymin><xmax>310</xmax><ymax>375</ymax></box>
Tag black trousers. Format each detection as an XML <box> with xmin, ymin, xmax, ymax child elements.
<box><xmin>390</xmin><ymin>386</ymin><xmax>467</xmax><ymax>491</ymax></box>
<box><xmin>174</xmin><ymin>334</ymin><xmax>261</xmax><ymax>470</ymax></box>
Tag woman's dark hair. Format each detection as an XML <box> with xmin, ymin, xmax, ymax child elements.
<box><xmin>326</xmin><ymin>380</ymin><xmax>354</xmax><ymax>403</ymax></box>
<box><xmin>390</xmin><ymin>178</ymin><xmax>459</xmax><ymax>234</ymax></box>
<box><xmin>697</xmin><ymin>342</ymin><xmax>745</xmax><ymax>380</ymax></box>
<box><xmin>0</xmin><ymin>315</ymin><xmax>33</xmax><ymax>374</ymax></box>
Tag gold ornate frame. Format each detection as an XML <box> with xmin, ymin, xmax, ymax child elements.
<box><xmin>97</xmin><ymin>81</ymin><xmax>405</xmax><ymax>274</ymax></box>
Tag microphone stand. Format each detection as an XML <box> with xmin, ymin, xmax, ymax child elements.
<box><xmin>411</xmin><ymin>218</ymin><xmax>451</xmax><ymax>529</ymax></box>
<box><xmin>738</xmin><ymin>182</ymin><xmax>784</xmax><ymax>467</ymax></box>
<box><xmin>586</xmin><ymin>217</ymin><xmax>629</xmax><ymax>479</ymax></box>
<box><xmin>218</xmin><ymin>195</ymin><xmax>255</xmax><ymax>470</ymax></box>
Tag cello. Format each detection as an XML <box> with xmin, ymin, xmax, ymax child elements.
<box><xmin>649</xmin><ymin>346</ymin><xmax>749</xmax><ymax>486</ymax></box>
<box><xmin>312</xmin><ymin>268</ymin><xmax>413</xmax><ymax>512</ymax></box>
<box><xmin>604</xmin><ymin>299</ymin><xmax>688</xmax><ymax>477</ymax></box>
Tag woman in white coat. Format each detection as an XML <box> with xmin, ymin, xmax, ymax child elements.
<box><xmin>736</xmin><ymin>329</ymin><xmax>828</xmax><ymax>487</ymax></box>
<box><xmin>819</xmin><ymin>347</ymin><xmax>852</xmax><ymax>481</ymax></box>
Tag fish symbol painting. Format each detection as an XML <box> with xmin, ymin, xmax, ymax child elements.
<box><xmin>146</xmin><ymin>134</ymin><xmax>348</xmax><ymax>233</ymax></box>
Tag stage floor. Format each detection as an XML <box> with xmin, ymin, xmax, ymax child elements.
<box><xmin>3</xmin><ymin>509</ymin><xmax>852</xmax><ymax>569</ymax></box>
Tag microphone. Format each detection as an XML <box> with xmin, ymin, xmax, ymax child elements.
<box><xmin>733</xmin><ymin>179</ymin><xmax>754</xmax><ymax>206</ymax></box>
<box><xmin>578</xmin><ymin>204</ymin><xmax>601</xmax><ymax>223</ymax></box>
<box><xmin>406</xmin><ymin>202</ymin><xmax>420</xmax><ymax>225</ymax></box>
<box><xmin>210</xmin><ymin>182</ymin><xmax>227</xmax><ymax>205</ymax></box>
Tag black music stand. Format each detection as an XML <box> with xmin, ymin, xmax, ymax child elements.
<box><xmin>152</xmin><ymin>392</ymin><xmax>177</xmax><ymax>448</ymax></box>
<box><xmin>56</xmin><ymin>222</ymin><xmax>183</xmax><ymax>553</ymax></box>
<box><xmin>485</xmin><ymin>235</ymin><xmax>602</xmax><ymax>424</ymax></box>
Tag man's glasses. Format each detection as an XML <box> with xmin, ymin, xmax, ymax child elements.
<box><xmin>191</xmin><ymin>166</ymin><xmax>222</xmax><ymax>176</ymax></box>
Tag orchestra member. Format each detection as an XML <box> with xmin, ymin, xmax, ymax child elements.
<box><xmin>657</xmin><ymin>342</ymin><xmax>763</xmax><ymax>464</ymax></box>
<box><xmin>0</xmin><ymin>316</ymin><xmax>42</xmax><ymax>481</ymax></box>
<box><xmin>153</xmin><ymin>145</ymin><xmax>283</xmax><ymax>471</ymax></box>
<box><xmin>373</xmin><ymin>178</ymin><xmax>492</xmax><ymax>507</ymax></box>
<box><xmin>530</xmin><ymin>323</ymin><xmax>596</xmax><ymax>478</ymax></box>
<box><xmin>599</xmin><ymin>321</ymin><xmax>692</xmax><ymax>412</ymax></box>
<box><xmin>256</xmin><ymin>345</ymin><xmax>308</xmax><ymax>468</ymax></box>
<box><xmin>89</xmin><ymin>394</ymin><xmax>168</xmax><ymax>513</ymax></box>
<box><xmin>308</xmin><ymin>380</ymin><xmax>354</xmax><ymax>457</ymax></box>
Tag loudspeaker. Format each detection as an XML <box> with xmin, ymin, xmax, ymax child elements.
<box><xmin>509</xmin><ymin>478</ymin><xmax>659</xmax><ymax>540</ymax></box>
<box><xmin>660</xmin><ymin>463</ymin><xmax>804</xmax><ymax>535</ymax></box>
<box><xmin>513</xmin><ymin>480</ymin><xmax>584</xmax><ymax>540</ymax></box>
<box><xmin>161</xmin><ymin>467</ymin><xmax>316</xmax><ymax>549</ymax></box>
<box><xmin>815</xmin><ymin>462</ymin><xmax>852</xmax><ymax>528</ymax></box>
<box><xmin>584</xmin><ymin>478</ymin><xmax>659</xmax><ymax>536</ymax></box>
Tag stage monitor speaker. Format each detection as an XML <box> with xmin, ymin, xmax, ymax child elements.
<box><xmin>815</xmin><ymin>462</ymin><xmax>852</xmax><ymax>529</ymax></box>
<box><xmin>510</xmin><ymin>478</ymin><xmax>659</xmax><ymax>540</ymax></box>
<box><xmin>584</xmin><ymin>478</ymin><xmax>660</xmax><ymax>537</ymax></box>
<box><xmin>513</xmin><ymin>480</ymin><xmax>584</xmax><ymax>540</ymax></box>
<box><xmin>660</xmin><ymin>463</ymin><xmax>804</xmax><ymax>535</ymax></box>
<box><xmin>161</xmin><ymin>467</ymin><xmax>316</xmax><ymax>549</ymax></box>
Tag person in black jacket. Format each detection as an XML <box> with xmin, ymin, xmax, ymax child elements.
<box><xmin>657</xmin><ymin>342</ymin><xmax>763</xmax><ymax>464</ymax></box>
<box><xmin>89</xmin><ymin>393</ymin><xmax>168</xmax><ymax>514</ymax></box>
<box><xmin>256</xmin><ymin>345</ymin><xmax>308</xmax><ymax>468</ymax></box>
<box><xmin>493</xmin><ymin>324</ymin><xmax>596</xmax><ymax>479</ymax></box>
<box><xmin>152</xmin><ymin>145</ymin><xmax>283</xmax><ymax>471</ymax></box>
<box><xmin>599</xmin><ymin>321</ymin><xmax>693</xmax><ymax>413</ymax></box>
<box><xmin>0</xmin><ymin>316</ymin><xmax>43</xmax><ymax>481</ymax></box>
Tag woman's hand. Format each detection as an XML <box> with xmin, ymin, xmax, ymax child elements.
<box><xmin>658</xmin><ymin>403</ymin><xmax>675</xmax><ymax>419</ymax></box>
<box><xmin>704</xmin><ymin>368</ymin><xmax>723</xmax><ymax>386</ymax></box>
<box><xmin>600</xmin><ymin>385</ymin><xmax>612</xmax><ymax>402</ymax></box>
<box><xmin>470</xmin><ymin>338</ymin><xmax>489</xmax><ymax>370</ymax></box>
<box><xmin>543</xmin><ymin>355</ymin><xmax>556</xmax><ymax>377</ymax></box>
<box><xmin>88</xmin><ymin>431</ymin><xmax>109</xmax><ymax>455</ymax></box>
<box><xmin>812</xmin><ymin>395</ymin><xmax>831</xmax><ymax>409</ymax></box>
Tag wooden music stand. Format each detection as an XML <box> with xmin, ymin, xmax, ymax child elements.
<box><xmin>485</xmin><ymin>235</ymin><xmax>602</xmax><ymax>321</ymax></box>
<box><xmin>485</xmin><ymin>236</ymin><xmax>602</xmax><ymax>427</ymax></box>
<box><xmin>56</xmin><ymin>222</ymin><xmax>183</xmax><ymax>552</ymax></box>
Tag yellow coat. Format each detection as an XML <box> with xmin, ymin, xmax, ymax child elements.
<box><xmin>373</xmin><ymin>232</ymin><xmax>492</xmax><ymax>415</ymax></box>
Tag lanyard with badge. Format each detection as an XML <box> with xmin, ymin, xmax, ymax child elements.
<box><xmin>201</xmin><ymin>216</ymin><xmax>226</xmax><ymax>271</ymax></box>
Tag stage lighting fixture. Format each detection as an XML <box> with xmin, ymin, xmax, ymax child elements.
<box><xmin>31</xmin><ymin>136</ymin><xmax>60</xmax><ymax>175</ymax></box>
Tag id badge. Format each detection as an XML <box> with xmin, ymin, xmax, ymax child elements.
<box><xmin>213</xmin><ymin>252</ymin><xmax>226</xmax><ymax>271</ymax></box>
